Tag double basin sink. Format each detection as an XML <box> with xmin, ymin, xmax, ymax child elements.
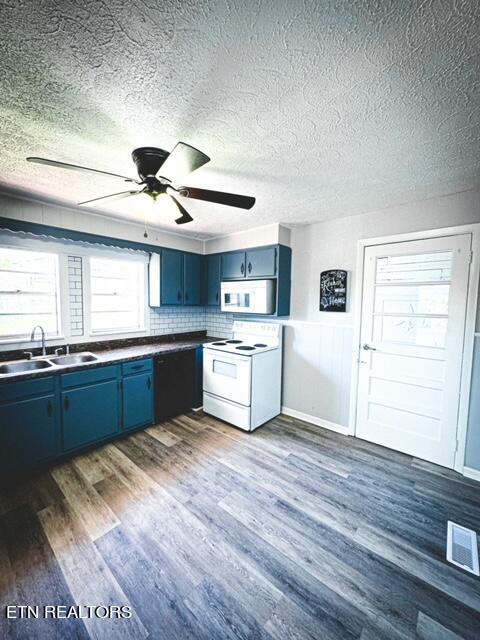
<box><xmin>0</xmin><ymin>352</ymin><xmax>98</xmax><ymax>376</ymax></box>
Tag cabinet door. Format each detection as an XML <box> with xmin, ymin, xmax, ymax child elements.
<box><xmin>62</xmin><ymin>380</ymin><xmax>119</xmax><ymax>451</ymax></box>
<box><xmin>246</xmin><ymin>246</ymin><xmax>277</xmax><ymax>278</ymax></box>
<box><xmin>123</xmin><ymin>372</ymin><xmax>154</xmax><ymax>430</ymax></box>
<box><xmin>221</xmin><ymin>251</ymin><xmax>246</xmax><ymax>279</ymax></box>
<box><xmin>184</xmin><ymin>253</ymin><xmax>203</xmax><ymax>306</ymax></box>
<box><xmin>161</xmin><ymin>249</ymin><xmax>183</xmax><ymax>305</ymax></box>
<box><xmin>0</xmin><ymin>394</ymin><xmax>57</xmax><ymax>470</ymax></box>
<box><xmin>206</xmin><ymin>254</ymin><xmax>221</xmax><ymax>306</ymax></box>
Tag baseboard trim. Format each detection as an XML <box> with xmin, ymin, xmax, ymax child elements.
<box><xmin>281</xmin><ymin>406</ymin><xmax>351</xmax><ymax>436</ymax></box>
<box><xmin>463</xmin><ymin>467</ymin><xmax>480</xmax><ymax>482</ymax></box>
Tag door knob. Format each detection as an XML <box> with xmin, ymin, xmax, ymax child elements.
<box><xmin>362</xmin><ymin>344</ymin><xmax>376</xmax><ymax>351</ymax></box>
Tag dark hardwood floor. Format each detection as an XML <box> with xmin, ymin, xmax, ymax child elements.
<box><xmin>1</xmin><ymin>412</ymin><xmax>479</xmax><ymax>639</ymax></box>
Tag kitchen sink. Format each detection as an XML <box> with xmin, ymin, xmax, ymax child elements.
<box><xmin>0</xmin><ymin>359</ymin><xmax>53</xmax><ymax>374</ymax></box>
<box><xmin>48</xmin><ymin>352</ymin><xmax>98</xmax><ymax>366</ymax></box>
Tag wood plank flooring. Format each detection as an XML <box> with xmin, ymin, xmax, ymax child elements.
<box><xmin>1</xmin><ymin>412</ymin><xmax>479</xmax><ymax>639</ymax></box>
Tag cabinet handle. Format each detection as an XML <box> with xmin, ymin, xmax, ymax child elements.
<box><xmin>147</xmin><ymin>376</ymin><xmax>151</xmax><ymax>389</ymax></box>
<box><xmin>64</xmin><ymin>396</ymin><xmax>69</xmax><ymax>412</ymax></box>
<box><xmin>185</xmin><ymin>291</ymin><xmax>189</xmax><ymax>301</ymax></box>
<box><xmin>47</xmin><ymin>400</ymin><xmax>53</xmax><ymax>417</ymax></box>
<box><xmin>216</xmin><ymin>291</ymin><xmax>218</xmax><ymax>302</ymax></box>
<box><xmin>131</xmin><ymin>364</ymin><xmax>144</xmax><ymax>370</ymax></box>
<box><xmin>241</xmin><ymin>262</ymin><xmax>245</xmax><ymax>275</ymax></box>
<box><xmin>248</xmin><ymin>262</ymin><xmax>252</xmax><ymax>274</ymax></box>
<box><xmin>177</xmin><ymin>290</ymin><xmax>181</xmax><ymax>301</ymax></box>
<box><xmin>274</xmin><ymin>248</ymin><xmax>277</xmax><ymax>275</ymax></box>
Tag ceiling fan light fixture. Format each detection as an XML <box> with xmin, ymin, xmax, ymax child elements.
<box><xmin>26</xmin><ymin>142</ymin><xmax>255</xmax><ymax>226</ymax></box>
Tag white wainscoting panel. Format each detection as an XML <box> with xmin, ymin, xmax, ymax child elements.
<box><xmin>281</xmin><ymin>322</ymin><xmax>354</xmax><ymax>430</ymax></box>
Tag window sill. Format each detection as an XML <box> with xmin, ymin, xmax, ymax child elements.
<box><xmin>90</xmin><ymin>328</ymin><xmax>147</xmax><ymax>337</ymax></box>
<box><xmin>0</xmin><ymin>335</ymin><xmax>64</xmax><ymax>346</ymax></box>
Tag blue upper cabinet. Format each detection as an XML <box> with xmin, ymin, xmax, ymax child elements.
<box><xmin>206</xmin><ymin>254</ymin><xmax>221</xmax><ymax>306</ymax></box>
<box><xmin>246</xmin><ymin>246</ymin><xmax>277</xmax><ymax>277</ymax></box>
<box><xmin>149</xmin><ymin>243</ymin><xmax>290</xmax><ymax>314</ymax></box>
<box><xmin>150</xmin><ymin>250</ymin><xmax>204</xmax><ymax>306</ymax></box>
<box><xmin>184</xmin><ymin>253</ymin><xmax>203</xmax><ymax>306</ymax></box>
<box><xmin>221</xmin><ymin>251</ymin><xmax>246</xmax><ymax>279</ymax></box>
<box><xmin>161</xmin><ymin>249</ymin><xmax>184</xmax><ymax>305</ymax></box>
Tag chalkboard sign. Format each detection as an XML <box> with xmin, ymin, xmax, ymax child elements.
<box><xmin>320</xmin><ymin>270</ymin><xmax>347</xmax><ymax>312</ymax></box>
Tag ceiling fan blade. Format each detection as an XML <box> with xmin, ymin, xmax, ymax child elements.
<box><xmin>174</xmin><ymin>186</ymin><xmax>255</xmax><ymax>209</ymax></box>
<box><xmin>158</xmin><ymin>142</ymin><xmax>210</xmax><ymax>182</ymax></box>
<box><xmin>27</xmin><ymin>157</ymin><xmax>137</xmax><ymax>182</ymax></box>
<box><xmin>78</xmin><ymin>189</ymin><xmax>141</xmax><ymax>207</ymax></box>
<box><xmin>169</xmin><ymin>195</ymin><xmax>194</xmax><ymax>225</ymax></box>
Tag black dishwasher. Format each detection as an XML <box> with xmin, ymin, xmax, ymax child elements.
<box><xmin>154</xmin><ymin>350</ymin><xmax>199</xmax><ymax>422</ymax></box>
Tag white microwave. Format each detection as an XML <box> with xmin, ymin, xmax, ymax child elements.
<box><xmin>221</xmin><ymin>279</ymin><xmax>276</xmax><ymax>314</ymax></box>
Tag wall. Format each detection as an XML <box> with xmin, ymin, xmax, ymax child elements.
<box><xmin>0</xmin><ymin>191</ymin><xmax>204</xmax><ymax>254</ymax></box>
<box><xmin>283</xmin><ymin>187</ymin><xmax>480</xmax><ymax>466</ymax></box>
<box><xmin>204</xmin><ymin>223</ymin><xmax>290</xmax><ymax>254</ymax></box>
<box><xmin>465</xmin><ymin>336</ymin><xmax>480</xmax><ymax>472</ymax></box>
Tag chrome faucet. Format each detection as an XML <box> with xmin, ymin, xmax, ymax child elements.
<box><xmin>30</xmin><ymin>325</ymin><xmax>46</xmax><ymax>356</ymax></box>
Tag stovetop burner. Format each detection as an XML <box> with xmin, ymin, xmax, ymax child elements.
<box><xmin>236</xmin><ymin>345</ymin><xmax>255</xmax><ymax>351</ymax></box>
<box><xmin>254</xmin><ymin>343</ymin><xmax>267</xmax><ymax>347</ymax></box>
<box><xmin>226</xmin><ymin>340</ymin><xmax>243</xmax><ymax>344</ymax></box>
<box><xmin>212</xmin><ymin>341</ymin><xmax>227</xmax><ymax>345</ymax></box>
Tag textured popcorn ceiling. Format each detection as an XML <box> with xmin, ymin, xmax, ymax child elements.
<box><xmin>0</xmin><ymin>0</ymin><xmax>479</xmax><ymax>238</ymax></box>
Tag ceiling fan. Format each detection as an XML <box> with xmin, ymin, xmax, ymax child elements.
<box><xmin>26</xmin><ymin>143</ymin><xmax>255</xmax><ymax>225</ymax></box>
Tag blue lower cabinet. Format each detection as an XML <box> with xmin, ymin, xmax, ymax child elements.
<box><xmin>0</xmin><ymin>393</ymin><xmax>57</xmax><ymax>471</ymax></box>
<box><xmin>62</xmin><ymin>379</ymin><xmax>120</xmax><ymax>451</ymax></box>
<box><xmin>122</xmin><ymin>371</ymin><xmax>154</xmax><ymax>430</ymax></box>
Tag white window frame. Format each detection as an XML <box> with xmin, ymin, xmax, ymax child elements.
<box><xmin>83</xmin><ymin>253</ymin><xmax>149</xmax><ymax>338</ymax></box>
<box><xmin>0</xmin><ymin>233</ymin><xmax>150</xmax><ymax>351</ymax></box>
<box><xmin>0</xmin><ymin>243</ymin><xmax>70</xmax><ymax>346</ymax></box>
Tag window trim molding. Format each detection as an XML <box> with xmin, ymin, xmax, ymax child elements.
<box><xmin>0</xmin><ymin>245</ymin><xmax>66</xmax><ymax>343</ymax></box>
<box><xmin>86</xmin><ymin>255</ymin><xmax>149</xmax><ymax>337</ymax></box>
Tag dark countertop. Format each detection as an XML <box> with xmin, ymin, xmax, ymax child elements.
<box><xmin>0</xmin><ymin>335</ymin><xmax>221</xmax><ymax>384</ymax></box>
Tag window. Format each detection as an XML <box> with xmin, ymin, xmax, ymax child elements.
<box><xmin>89</xmin><ymin>257</ymin><xmax>145</xmax><ymax>333</ymax></box>
<box><xmin>0</xmin><ymin>247</ymin><xmax>61</xmax><ymax>340</ymax></box>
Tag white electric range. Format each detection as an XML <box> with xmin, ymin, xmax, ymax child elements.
<box><xmin>203</xmin><ymin>321</ymin><xmax>282</xmax><ymax>431</ymax></box>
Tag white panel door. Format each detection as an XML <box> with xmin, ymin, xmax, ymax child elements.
<box><xmin>356</xmin><ymin>234</ymin><xmax>471</xmax><ymax>468</ymax></box>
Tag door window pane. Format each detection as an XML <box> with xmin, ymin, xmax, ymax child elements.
<box><xmin>376</xmin><ymin>251</ymin><xmax>452</xmax><ymax>283</ymax></box>
<box><xmin>373</xmin><ymin>315</ymin><xmax>447</xmax><ymax>348</ymax></box>
<box><xmin>90</xmin><ymin>257</ymin><xmax>145</xmax><ymax>333</ymax></box>
<box><xmin>0</xmin><ymin>248</ymin><xmax>60</xmax><ymax>339</ymax></box>
<box><xmin>374</xmin><ymin>284</ymin><xmax>449</xmax><ymax>315</ymax></box>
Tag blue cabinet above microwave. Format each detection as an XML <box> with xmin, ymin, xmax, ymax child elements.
<box><xmin>221</xmin><ymin>246</ymin><xmax>279</xmax><ymax>280</ymax></box>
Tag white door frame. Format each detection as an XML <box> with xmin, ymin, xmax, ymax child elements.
<box><xmin>349</xmin><ymin>223</ymin><xmax>480</xmax><ymax>474</ymax></box>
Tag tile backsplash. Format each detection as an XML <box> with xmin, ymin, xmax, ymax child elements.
<box><xmin>205</xmin><ymin>309</ymin><xmax>235</xmax><ymax>338</ymax></box>
<box><xmin>68</xmin><ymin>255</ymin><xmax>84</xmax><ymax>337</ymax></box>
<box><xmin>150</xmin><ymin>306</ymin><xmax>207</xmax><ymax>336</ymax></box>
